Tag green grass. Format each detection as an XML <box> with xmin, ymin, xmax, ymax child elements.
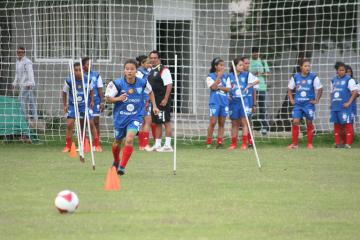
<box><xmin>1</xmin><ymin>143</ymin><xmax>360</xmax><ymax>240</ymax></box>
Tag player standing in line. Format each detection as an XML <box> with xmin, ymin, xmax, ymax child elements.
<box><xmin>105</xmin><ymin>59</ymin><xmax>159</xmax><ymax>175</ymax></box>
<box><xmin>228</xmin><ymin>57</ymin><xmax>259</xmax><ymax>150</ymax></box>
<box><xmin>287</xmin><ymin>59</ymin><xmax>323</xmax><ymax>149</ymax></box>
<box><xmin>62</xmin><ymin>63</ymin><xmax>101</xmax><ymax>152</ymax></box>
<box><xmin>330</xmin><ymin>62</ymin><xmax>358</xmax><ymax>148</ymax></box>
<box><xmin>206</xmin><ymin>57</ymin><xmax>231</xmax><ymax>149</ymax></box>
<box><xmin>241</xmin><ymin>56</ymin><xmax>258</xmax><ymax>147</ymax></box>
<box><xmin>82</xmin><ymin>57</ymin><xmax>103</xmax><ymax>152</ymax></box>
<box><xmin>135</xmin><ymin>55</ymin><xmax>153</xmax><ymax>151</ymax></box>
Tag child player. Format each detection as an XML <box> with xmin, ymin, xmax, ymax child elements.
<box><xmin>206</xmin><ymin>57</ymin><xmax>231</xmax><ymax>149</ymax></box>
<box><xmin>62</xmin><ymin>62</ymin><xmax>101</xmax><ymax>152</ymax></box>
<box><xmin>135</xmin><ymin>55</ymin><xmax>153</xmax><ymax>151</ymax></box>
<box><xmin>82</xmin><ymin>57</ymin><xmax>103</xmax><ymax>152</ymax></box>
<box><xmin>228</xmin><ymin>57</ymin><xmax>259</xmax><ymax>150</ymax></box>
<box><xmin>287</xmin><ymin>59</ymin><xmax>323</xmax><ymax>149</ymax></box>
<box><xmin>105</xmin><ymin>59</ymin><xmax>159</xmax><ymax>175</ymax></box>
<box><xmin>330</xmin><ymin>62</ymin><xmax>358</xmax><ymax>148</ymax></box>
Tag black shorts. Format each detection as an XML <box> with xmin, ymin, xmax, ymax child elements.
<box><xmin>152</xmin><ymin>105</ymin><xmax>171</xmax><ymax>124</ymax></box>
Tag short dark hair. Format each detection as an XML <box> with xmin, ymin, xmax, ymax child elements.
<box><xmin>82</xmin><ymin>57</ymin><xmax>90</xmax><ymax>66</ymax></box>
<box><xmin>136</xmin><ymin>55</ymin><xmax>148</xmax><ymax>66</ymax></box>
<box><xmin>209</xmin><ymin>57</ymin><xmax>224</xmax><ymax>73</ymax></box>
<box><xmin>298</xmin><ymin>58</ymin><xmax>310</xmax><ymax>67</ymax></box>
<box><xmin>17</xmin><ymin>46</ymin><xmax>25</xmax><ymax>53</ymax></box>
<box><xmin>240</xmin><ymin>56</ymin><xmax>249</xmax><ymax>62</ymax></box>
<box><xmin>229</xmin><ymin>57</ymin><xmax>242</xmax><ymax>73</ymax></box>
<box><xmin>124</xmin><ymin>59</ymin><xmax>138</xmax><ymax>68</ymax></box>
<box><xmin>251</xmin><ymin>47</ymin><xmax>259</xmax><ymax>53</ymax></box>
<box><xmin>345</xmin><ymin>64</ymin><xmax>354</xmax><ymax>78</ymax></box>
<box><xmin>74</xmin><ymin>62</ymin><xmax>81</xmax><ymax>68</ymax></box>
<box><xmin>149</xmin><ymin>50</ymin><xmax>160</xmax><ymax>58</ymax></box>
<box><xmin>335</xmin><ymin>62</ymin><xmax>346</xmax><ymax>70</ymax></box>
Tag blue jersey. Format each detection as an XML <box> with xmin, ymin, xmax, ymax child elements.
<box><xmin>65</xmin><ymin>77</ymin><xmax>91</xmax><ymax>112</ymax></box>
<box><xmin>111</xmin><ymin>77</ymin><xmax>148</xmax><ymax>129</ymax></box>
<box><xmin>208</xmin><ymin>72</ymin><xmax>230</xmax><ymax>107</ymax></box>
<box><xmin>293</xmin><ymin>72</ymin><xmax>317</xmax><ymax>105</ymax></box>
<box><xmin>331</xmin><ymin>74</ymin><xmax>352</xmax><ymax>111</ymax></box>
<box><xmin>83</xmin><ymin>71</ymin><xmax>102</xmax><ymax>105</ymax></box>
<box><xmin>350</xmin><ymin>78</ymin><xmax>358</xmax><ymax>115</ymax></box>
<box><xmin>137</xmin><ymin>67</ymin><xmax>150</xmax><ymax>102</ymax></box>
<box><xmin>228</xmin><ymin>71</ymin><xmax>248</xmax><ymax>100</ymax></box>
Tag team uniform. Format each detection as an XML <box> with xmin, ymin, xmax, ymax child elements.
<box><xmin>288</xmin><ymin>72</ymin><xmax>323</xmax><ymax>148</ymax></box>
<box><xmin>84</xmin><ymin>71</ymin><xmax>103</xmax><ymax>116</ymax></box>
<box><xmin>147</xmin><ymin>64</ymin><xmax>173</xmax><ymax>123</ymax></box>
<box><xmin>106</xmin><ymin>76</ymin><xmax>153</xmax><ymax>175</ymax></box>
<box><xmin>136</xmin><ymin>67</ymin><xmax>151</xmax><ymax>116</ymax></box>
<box><xmin>63</xmin><ymin>76</ymin><xmax>93</xmax><ymax>119</ymax></box>
<box><xmin>330</xmin><ymin>74</ymin><xmax>358</xmax><ymax>147</ymax></box>
<box><xmin>206</xmin><ymin>72</ymin><xmax>231</xmax><ymax>117</ymax></box>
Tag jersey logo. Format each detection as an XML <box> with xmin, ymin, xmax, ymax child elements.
<box><xmin>341</xmin><ymin>81</ymin><xmax>345</xmax><ymax>85</ymax></box>
<box><xmin>301</xmin><ymin>80</ymin><xmax>306</xmax><ymax>85</ymax></box>
<box><xmin>336</xmin><ymin>81</ymin><xmax>341</xmax><ymax>85</ymax></box>
<box><xmin>136</xmin><ymin>87</ymin><xmax>143</xmax><ymax>94</ymax></box>
<box><xmin>334</xmin><ymin>92</ymin><xmax>340</xmax><ymax>98</ymax></box>
<box><xmin>126</xmin><ymin>104</ymin><xmax>135</xmax><ymax>112</ymax></box>
<box><xmin>300</xmin><ymin>91</ymin><xmax>307</xmax><ymax>97</ymax></box>
<box><xmin>307</xmin><ymin>80</ymin><xmax>312</xmax><ymax>85</ymax></box>
<box><xmin>77</xmin><ymin>85</ymin><xmax>82</xmax><ymax>89</ymax></box>
<box><xmin>128</xmin><ymin>88</ymin><xmax>134</xmax><ymax>94</ymax></box>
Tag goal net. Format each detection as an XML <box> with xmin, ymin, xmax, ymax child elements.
<box><xmin>0</xmin><ymin>0</ymin><xmax>359</xmax><ymax>142</ymax></box>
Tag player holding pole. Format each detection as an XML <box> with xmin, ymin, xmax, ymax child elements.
<box><xmin>105</xmin><ymin>59</ymin><xmax>159</xmax><ymax>176</ymax></box>
<box><xmin>287</xmin><ymin>58</ymin><xmax>323</xmax><ymax>149</ymax></box>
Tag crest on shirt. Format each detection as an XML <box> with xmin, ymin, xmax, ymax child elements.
<box><xmin>336</xmin><ymin>81</ymin><xmax>341</xmax><ymax>85</ymax></box>
<box><xmin>301</xmin><ymin>80</ymin><xmax>306</xmax><ymax>85</ymax></box>
<box><xmin>77</xmin><ymin>85</ymin><xmax>82</xmax><ymax>89</ymax></box>
<box><xmin>128</xmin><ymin>88</ymin><xmax>134</xmax><ymax>94</ymax></box>
<box><xmin>153</xmin><ymin>71</ymin><xmax>158</xmax><ymax>77</ymax></box>
<box><xmin>341</xmin><ymin>80</ymin><xmax>345</xmax><ymax>85</ymax></box>
<box><xmin>307</xmin><ymin>80</ymin><xmax>312</xmax><ymax>85</ymax></box>
<box><xmin>136</xmin><ymin>87</ymin><xmax>143</xmax><ymax>94</ymax></box>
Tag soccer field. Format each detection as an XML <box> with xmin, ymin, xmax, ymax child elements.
<box><xmin>1</xmin><ymin>143</ymin><xmax>360</xmax><ymax>240</ymax></box>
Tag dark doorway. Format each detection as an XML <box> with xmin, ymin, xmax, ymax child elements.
<box><xmin>156</xmin><ymin>20</ymin><xmax>191</xmax><ymax>113</ymax></box>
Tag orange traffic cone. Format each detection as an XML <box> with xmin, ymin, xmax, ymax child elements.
<box><xmin>69</xmin><ymin>142</ymin><xmax>77</xmax><ymax>158</ymax></box>
<box><xmin>84</xmin><ymin>138</ymin><xmax>90</xmax><ymax>153</ymax></box>
<box><xmin>104</xmin><ymin>167</ymin><xmax>120</xmax><ymax>191</ymax></box>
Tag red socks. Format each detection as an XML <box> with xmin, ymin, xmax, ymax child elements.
<box><xmin>138</xmin><ymin>131</ymin><xmax>144</xmax><ymax>147</ymax></box>
<box><xmin>112</xmin><ymin>144</ymin><xmax>121</xmax><ymax>164</ymax></box>
<box><xmin>231</xmin><ymin>137</ymin><xmax>237</xmax><ymax>146</ymax></box>
<box><xmin>206</xmin><ymin>137</ymin><xmax>212</xmax><ymax>145</ymax></box>
<box><xmin>217</xmin><ymin>137</ymin><xmax>223</xmax><ymax>145</ymax></box>
<box><xmin>345</xmin><ymin>123</ymin><xmax>353</xmax><ymax>145</ymax></box>
<box><xmin>120</xmin><ymin>145</ymin><xmax>134</xmax><ymax>168</ymax></box>
<box><xmin>334</xmin><ymin>123</ymin><xmax>341</xmax><ymax>145</ymax></box>
<box><xmin>65</xmin><ymin>137</ymin><xmax>71</xmax><ymax>148</ymax></box>
<box><xmin>247</xmin><ymin>133</ymin><xmax>253</xmax><ymax>145</ymax></box>
<box><xmin>151</xmin><ymin>123</ymin><xmax>157</xmax><ymax>140</ymax></box>
<box><xmin>93</xmin><ymin>136</ymin><xmax>100</xmax><ymax>147</ymax></box>
<box><xmin>242</xmin><ymin>135</ymin><xmax>247</xmax><ymax>146</ymax></box>
<box><xmin>143</xmin><ymin>132</ymin><xmax>150</xmax><ymax>146</ymax></box>
<box><xmin>306</xmin><ymin>123</ymin><xmax>314</xmax><ymax>145</ymax></box>
<box><xmin>292</xmin><ymin>125</ymin><xmax>299</xmax><ymax>145</ymax></box>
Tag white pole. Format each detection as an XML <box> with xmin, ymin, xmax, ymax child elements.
<box><xmin>79</xmin><ymin>59</ymin><xmax>96</xmax><ymax>170</ymax></box>
<box><xmin>173</xmin><ymin>54</ymin><xmax>178</xmax><ymax>175</ymax></box>
<box><xmin>69</xmin><ymin>61</ymin><xmax>84</xmax><ymax>160</ymax></box>
<box><xmin>231</xmin><ymin>61</ymin><xmax>262</xmax><ymax>169</ymax></box>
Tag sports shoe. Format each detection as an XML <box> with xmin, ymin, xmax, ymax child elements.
<box><xmin>139</xmin><ymin>146</ymin><xmax>145</xmax><ymax>151</ymax></box>
<box><xmin>227</xmin><ymin>144</ymin><xmax>237</xmax><ymax>150</ymax></box>
<box><xmin>62</xmin><ymin>146</ymin><xmax>71</xmax><ymax>153</ymax></box>
<box><xmin>95</xmin><ymin>145</ymin><xmax>102</xmax><ymax>152</ymax></box>
<box><xmin>335</xmin><ymin>144</ymin><xmax>344</xmax><ymax>148</ymax></box>
<box><xmin>216</xmin><ymin>144</ymin><xmax>224</xmax><ymax>149</ymax></box>
<box><xmin>147</xmin><ymin>145</ymin><xmax>162</xmax><ymax>152</ymax></box>
<box><xmin>306</xmin><ymin>143</ymin><xmax>313</xmax><ymax>149</ymax></box>
<box><xmin>117</xmin><ymin>166</ymin><xmax>125</xmax><ymax>176</ymax></box>
<box><xmin>157</xmin><ymin>145</ymin><xmax>174</xmax><ymax>152</ymax></box>
<box><xmin>144</xmin><ymin>145</ymin><xmax>153</xmax><ymax>152</ymax></box>
<box><xmin>112</xmin><ymin>161</ymin><xmax>119</xmax><ymax>169</ymax></box>
<box><xmin>248</xmin><ymin>144</ymin><xmax>253</xmax><ymax>148</ymax></box>
<box><xmin>240</xmin><ymin>144</ymin><xmax>247</xmax><ymax>150</ymax></box>
<box><xmin>287</xmin><ymin>143</ymin><xmax>298</xmax><ymax>149</ymax></box>
<box><xmin>344</xmin><ymin>144</ymin><xmax>352</xmax><ymax>149</ymax></box>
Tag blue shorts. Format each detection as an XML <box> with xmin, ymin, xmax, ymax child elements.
<box><xmin>292</xmin><ymin>104</ymin><xmax>315</xmax><ymax>121</ymax></box>
<box><xmin>229</xmin><ymin>100</ymin><xmax>245</xmax><ymax>119</ymax></box>
<box><xmin>92</xmin><ymin>103</ymin><xmax>101</xmax><ymax>116</ymax></box>
<box><xmin>209</xmin><ymin>104</ymin><xmax>228</xmax><ymax>118</ymax></box>
<box><xmin>330</xmin><ymin>110</ymin><xmax>354</xmax><ymax>124</ymax></box>
<box><xmin>114</xmin><ymin>120</ymin><xmax>142</xmax><ymax>141</ymax></box>
<box><xmin>67</xmin><ymin>105</ymin><xmax>94</xmax><ymax>119</ymax></box>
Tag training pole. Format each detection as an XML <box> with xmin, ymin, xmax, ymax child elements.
<box><xmin>173</xmin><ymin>54</ymin><xmax>178</xmax><ymax>175</ymax></box>
<box><xmin>231</xmin><ymin>61</ymin><xmax>262</xmax><ymax>169</ymax></box>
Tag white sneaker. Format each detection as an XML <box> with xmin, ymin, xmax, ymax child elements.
<box><xmin>144</xmin><ymin>145</ymin><xmax>154</xmax><ymax>152</ymax></box>
<box><xmin>147</xmin><ymin>145</ymin><xmax>162</xmax><ymax>152</ymax></box>
<box><xmin>158</xmin><ymin>145</ymin><xmax>174</xmax><ymax>152</ymax></box>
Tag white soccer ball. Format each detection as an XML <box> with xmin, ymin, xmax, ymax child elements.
<box><xmin>54</xmin><ymin>190</ymin><xmax>79</xmax><ymax>213</ymax></box>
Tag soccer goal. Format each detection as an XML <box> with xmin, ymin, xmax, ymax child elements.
<box><xmin>0</xmin><ymin>0</ymin><xmax>359</xmax><ymax>142</ymax></box>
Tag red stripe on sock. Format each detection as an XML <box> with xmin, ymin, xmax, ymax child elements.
<box><xmin>120</xmin><ymin>145</ymin><xmax>134</xmax><ymax>168</ymax></box>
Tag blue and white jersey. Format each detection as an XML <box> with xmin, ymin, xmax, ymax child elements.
<box><xmin>288</xmin><ymin>72</ymin><xmax>322</xmax><ymax>105</ymax></box>
<box><xmin>331</xmin><ymin>74</ymin><xmax>358</xmax><ymax>111</ymax></box>
<box><xmin>83</xmin><ymin>71</ymin><xmax>103</xmax><ymax>106</ymax></box>
<box><xmin>136</xmin><ymin>67</ymin><xmax>150</xmax><ymax>102</ymax></box>
<box><xmin>63</xmin><ymin>76</ymin><xmax>93</xmax><ymax>112</ymax></box>
<box><xmin>206</xmin><ymin>72</ymin><xmax>231</xmax><ymax>106</ymax></box>
<box><xmin>105</xmin><ymin>77</ymin><xmax>152</xmax><ymax>129</ymax></box>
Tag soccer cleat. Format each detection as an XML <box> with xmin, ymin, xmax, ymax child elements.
<box><xmin>227</xmin><ymin>144</ymin><xmax>237</xmax><ymax>150</ymax></box>
<box><xmin>117</xmin><ymin>166</ymin><xmax>125</xmax><ymax>176</ymax></box>
<box><xmin>240</xmin><ymin>144</ymin><xmax>247</xmax><ymax>150</ymax></box>
<box><xmin>287</xmin><ymin>143</ymin><xmax>298</xmax><ymax>149</ymax></box>
<box><xmin>144</xmin><ymin>145</ymin><xmax>153</xmax><ymax>152</ymax></box>
<box><xmin>95</xmin><ymin>146</ymin><xmax>102</xmax><ymax>152</ymax></box>
<box><xmin>248</xmin><ymin>144</ymin><xmax>253</xmax><ymax>148</ymax></box>
<box><xmin>139</xmin><ymin>146</ymin><xmax>145</xmax><ymax>151</ymax></box>
<box><xmin>306</xmin><ymin>143</ymin><xmax>314</xmax><ymax>149</ymax></box>
<box><xmin>335</xmin><ymin>144</ymin><xmax>344</xmax><ymax>148</ymax></box>
<box><xmin>215</xmin><ymin>144</ymin><xmax>224</xmax><ymax>149</ymax></box>
<box><xmin>157</xmin><ymin>145</ymin><xmax>174</xmax><ymax>152</ymax></box>
<box><xmin>344</xmin><ymin>144</ymin><xmax>351</xmax><ymax>149</ymax></box>
<box><xmin>62</xmin><ymin>146</ymin><xmax>71</xmax><ymax>153</ymax></box>
<box><xmin>147</xmin><ymin>145</ymin><xmax>162</xmax><ymax>152</ymax></box>
<box><xmin>112</xmin><ymin>161</ymin><xmax>119</xmax><ymax>169</ymax></box>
